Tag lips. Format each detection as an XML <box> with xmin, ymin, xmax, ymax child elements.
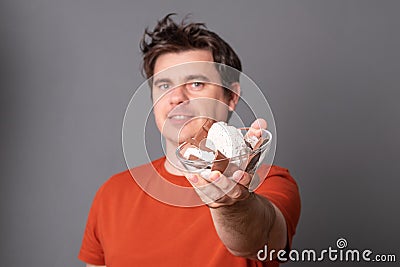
<box><xmin>167</xmin><ymin>111</ymin><xmax>195</xmax><ymax>127</ymax></box>
<box><xmin>167</xmin><ymin>114</ymin><xmax>195</xmax><ymax>126</ymax></box>
<box><xmin>168</xmin><ymin>114</ymin><xmax>194</xmax><ymax>120</ymax></box>
<box><xmin>167</xmin><ymin>107</ymin><xmax>195</xmax><ymax>120</ymax></box>
<box><xmin>167</xmin><ymin>104</ymin><xmax>197</xmax><ymax>124</ymax></box>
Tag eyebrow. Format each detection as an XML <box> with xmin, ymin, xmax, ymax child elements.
<box><xmin>153</xmin><ymin>74</ymin><xmax>211</xmax><ymax>86</ymax></box>
<box><xmin>184</xmin><ymin>74</ymin><xmax>211</xmax><ymax>83</ymax></box>
<box><xmin>153</xmin><ymin>78</ymin><xmax>172</xmax><ymax>86</ymax></box>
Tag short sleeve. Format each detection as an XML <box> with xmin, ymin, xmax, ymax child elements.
<box><xmin>78</xmin><ymin>186</ymin><xmax>106</xmax><ymax>266</ymax></box>
<box><xmin>255</xmin><ymin>165</ymin><xmax>301</xmax><ymax>249</ymax></box>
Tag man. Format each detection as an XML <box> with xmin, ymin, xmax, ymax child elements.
<box><xmin>78</xmin><ymin>14</ymin><xmax>300</xmax><ymax>267</ymax></box>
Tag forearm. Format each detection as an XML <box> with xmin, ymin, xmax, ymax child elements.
<box><xmin>209</xmin><ymin>193</ymin><xmax>286</xmax><ymax>259</ymax></box>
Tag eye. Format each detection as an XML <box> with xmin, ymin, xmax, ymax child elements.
<box><xmin>188</xmin><ymin>82</ymin><xmax>205</xmax><ymax>90</ymax></box>
<box><xmin>158</xmin><ymin>84</ymin><xmax>170</xmax><ymax>90</ymax></box>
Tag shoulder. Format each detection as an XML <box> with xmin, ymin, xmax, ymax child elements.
<box><xmin>252</xmin><ymin>164</ymin><xmax>300</xmax><ymax>202</ymax></box>
<box><xmin>96</xmin><ymin>157</ymin><xmax>165</xmax><ymax>199</ymax></box>
<box><xmin>98</xmin><ymin>169</ymin><xmax>133</xmax><ymax>195</ymax></box>
<box><xmin>266</xmin><ymin>165</ymin><xmax>298</xmax><ymax>185</ymax></box>
<box><xmin>257</xmin><ymin>164</ymin><xmax>301</xmax><ymax>222</ymax></box>
<box><xmin>256</xmin><ymin>164</ymin><xmax>301</xmax><ymax>218</ymax></box>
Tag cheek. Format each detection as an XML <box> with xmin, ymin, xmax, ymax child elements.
<box><xmin>211</xmin><ymin>89</ymin><xmax>231</xmax><ymax>105</ymax></box>
<box><xmin>152</xmin><ymin>103</ymin><xmax>165</xmax><ymax>129</ymax></box>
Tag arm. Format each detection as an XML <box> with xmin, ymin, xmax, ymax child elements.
<box><xmin>186</xmin><ymin>119</ymin><xmax>288</xmax><ymax>259</ymax></box>
<box><xmin>86</xmin><ymin>264</ymin><xmax>106</xmax><ymax>267</ymax></box>
<box><xmin>209</xmin><ymin>192</ymin><xmax>287</xmax><ymax>259</ymax></box>
<box><xmin>188</xmin><ymin>170</ymin><xmax>287</xmax><ymax>260</ymax></box>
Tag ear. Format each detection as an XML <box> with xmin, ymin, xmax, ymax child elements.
<box><xmin>228</xmin><ymin>82</ymin><xmax>241</xmax><ymax>111</ymax></box>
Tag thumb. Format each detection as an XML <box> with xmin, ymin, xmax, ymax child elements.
<box><xmin>251</xmin><ymin>118</ymin><xmax>267</xmax><ymax>129</ymax></box>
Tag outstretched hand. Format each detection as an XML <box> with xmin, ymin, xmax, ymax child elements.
<box><xmin>185</xmin><ymin>118</ymin><xmax>267</xmax><ymax>208</ymax></box>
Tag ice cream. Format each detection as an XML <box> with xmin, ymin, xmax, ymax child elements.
<box><xmin>181</xmin><ymin>119</ymin><xmax>269</xmax><ymax>174</ymax></box>
<box><xmin>205</xmin><ymin>122</ymin><xmax>248</xmax><ymax>158</ymax></box>
<box><xmin>183</xmin><ymin>147</ymin><xmax>215</xmax><ymax>162</ymax></box>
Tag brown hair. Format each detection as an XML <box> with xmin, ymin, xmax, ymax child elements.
<box><xmin>140</xmin><ymin>13</ymin><xmax>242</xmax><ymax>87</ymax></box>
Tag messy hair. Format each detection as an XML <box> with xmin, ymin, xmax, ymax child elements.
<box><xmin>140</xmin><ymin>13</ymin><xmax>242</xmax><ymax>88</ymax></box>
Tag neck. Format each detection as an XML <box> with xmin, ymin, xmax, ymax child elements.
<box><xmin>164</xmin><ymin>139</ymin><xmax>186</xmax><ymax>176</ymax></box>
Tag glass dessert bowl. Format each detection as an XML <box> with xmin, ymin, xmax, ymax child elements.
<box><xmin>176</xmin><ymin>126</ymin><xmax>272</xmax><ymax>178</ymax></box>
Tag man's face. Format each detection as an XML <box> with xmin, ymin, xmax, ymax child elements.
<box><xmin>152</xmin><ymin>50</ymin><xmax>239</xmax><ymax>145</ymax></box>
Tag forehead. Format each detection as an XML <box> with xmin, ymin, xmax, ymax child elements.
<box><xmin>152</xmin><ymin>50</ymin><xmax>221</xmax><ymax>85</ymax></box>
<box><xmin>154</xmin><ymin>50</ymin><xmax>214</xmax><ymax>72</ymax></box>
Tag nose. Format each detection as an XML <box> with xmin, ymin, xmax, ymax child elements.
<box><xmin>169</xmin><ymin>85</ymin><xmax>189</xmax><ymax>105</ymax></box>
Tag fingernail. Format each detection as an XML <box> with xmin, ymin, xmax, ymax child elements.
<box><xmin>254</xmin><ymin>129</ymin><xmax>262</xmax><ymax>137</ymax></box>
<box><xmin>188</xmin><ymin>174</ymin><xmax>198</xmax><ymax>183</ymax></box>
<box><xmin>209</xmin><ymin>171</ymin><xmax>221</xmax><ymax>181</ymax></box>
<box><xmin>251</xmin><ymin>119</ymin><xmax>267</xmax><ymax>129</ymax></box>
<box><xmin>201</xmin><ymin>169</ymin><xmax>211</xmax><ymax>179</ymax></box>
<box><xmin>251</xmin><ymin>120</ymin><xmax>260</xmax><ymax>129</ymax></box>
<box><xmin>233</xmin><ymin>171</ymin><xmax>244</xmax><ymax>182</ymax></box>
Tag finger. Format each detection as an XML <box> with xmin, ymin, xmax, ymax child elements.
<box><xmin>226</xmin><ymin>183</ymin><xmax>249</xmax><ymax>200</ymax></box>
<box><xmin>186</xmin><ymin>173</ymin><xmax>209</xmax><ymax>187</ymax></box>
<box><xmin>251</xmin><ymin>118</ymin><xmax>267</xmax><ymax>130</ymax></box>
<box><xmin>232</xmin><ymin>170</ymin><xmax>252</xmax><ymax>187</ymax></box>
<box><xmin>187</xmin><ymin>173</ymin><xmax>226</xmax><ymax>202</ymax></box>
<box><xmin>193</xmin><ymin>186</ymin><xmax>217</xmax><ymax>205</ymax></box>
<box><xmin>209</xmin><ymin>171</ymin><xmax>237</xmax><ymax>194</ymax></box>
<box><xmin>248</xmin><ymin>173</ymin><xmax>261</xmax><ymax>192</ymax></box>
<box><xmin>209</xmin><ymin>172</ymin><xmax>250</xmax><ymax>200</ymax></box>
<box><xmin>190</xmin><ymin>172</ymin><xmax>249</xmax><ymax>203</ymax></box>
<box><xmin>246</xmin><ymin>128</ymin><xmax>262</xmax><ymax>138</ymax></box>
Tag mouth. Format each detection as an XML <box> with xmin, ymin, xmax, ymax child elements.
<box><xmin>167</xmin><ymin>114</ymin><xmax>196</xmax><ymax>125</ymax></box>
<box><xmin>168</xmin><ymin>115</ymin><xmax>193</xmax><ymax>119</ymax></box>
<box><xmin>167</xmin><ymin>103</ymin><xmax>197</xmax><ymax>125</ymax></box>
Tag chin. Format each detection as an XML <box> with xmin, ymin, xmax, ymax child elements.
<box><xmin>160</xmin><ymin>128</ymin><xmax>191</xmax><ymax>145</ymax></box>
<box><xmin>176</xmin><ymin>130</ymin><xmax>195</xmax><ymax>144</ymax></box>
<box><xmin>159</xmin><ymin>118</ymin><xmax>201</xmax><ymax>145</ymax></box>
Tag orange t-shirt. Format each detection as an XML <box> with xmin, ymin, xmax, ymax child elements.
<box><xmin>78</xmin><ymin>157</ymin><xmax>301</xmax><ymax>267</ymax></box>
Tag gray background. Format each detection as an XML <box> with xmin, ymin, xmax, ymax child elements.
<box><xmin>1</xmin><ymin>0</ymin><xmax>399</xmax><ymax>266</ymax></box>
